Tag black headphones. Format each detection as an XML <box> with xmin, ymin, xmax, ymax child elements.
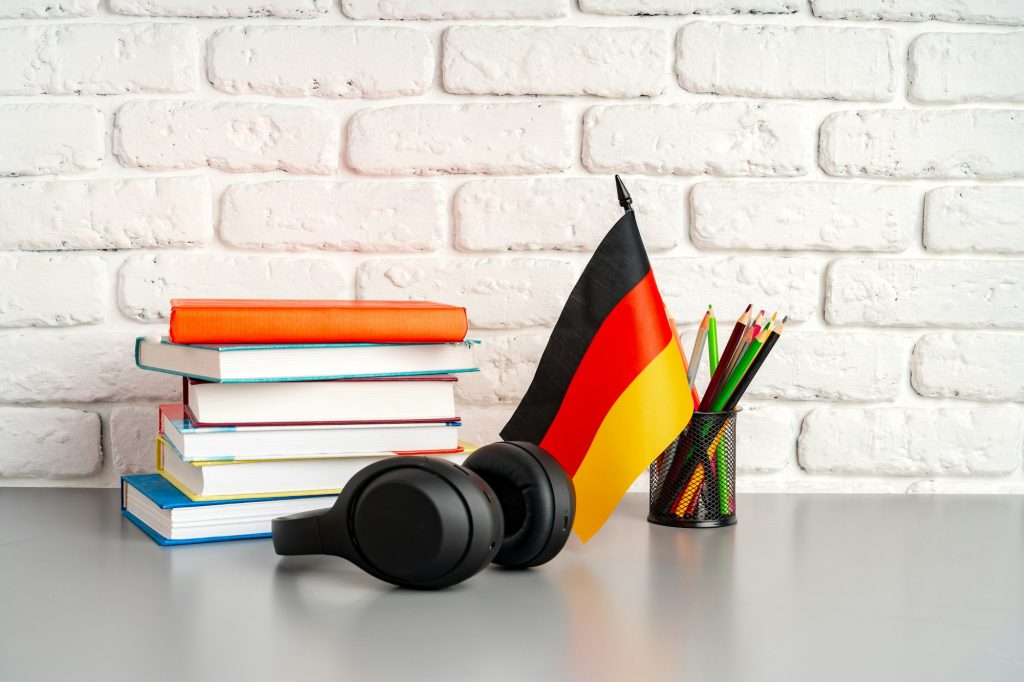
<box><xmin>271</xmin><ymin>441</ymin><xmax>575</xmax><ymax>590</ymax></box>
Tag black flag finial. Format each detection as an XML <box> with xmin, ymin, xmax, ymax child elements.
<box><xmin>615</xmin><ymin>175</ymin><xmax>632</xmax><ymax>213</ymax></box>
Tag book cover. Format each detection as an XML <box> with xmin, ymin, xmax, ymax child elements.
<box><xmin>169</xmin><ymin>299</ymin><xmax>468</xmax><ymax>345</ymax></box>
<box><xmin>120</xmin><ymin>475</ymin><xmax>336</xmax><ymax>546</ymax></box>
<box><xmin>135</xmin><ymin>336</ymin><xmax>479</xmax><ymax>384</ymax></box>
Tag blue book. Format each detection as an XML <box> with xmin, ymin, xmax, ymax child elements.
<box><xmin>135</xmin><ymin>336</ymin><xmax>479</xmax><ymax>383</ymax></box>
<box><xmin>120</xmin><ymin>474</ymin><xmax>336</xmax><ymax>546</ymax></box>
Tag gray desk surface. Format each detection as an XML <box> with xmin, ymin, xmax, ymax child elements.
<box><xmin>1</xmin><ymin>489</ymin><xmax>1022</xmax><ymax>682</ymax></box>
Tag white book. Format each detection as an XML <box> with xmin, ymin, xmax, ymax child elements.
<box><xmin>156</xmin><ymin>437</ymin><xmax>467</xmax><ymax>500</ymax></box>
<box><xmin>135</xmin><ymin>336</ymin><xmax>478</xmax><ymax>383</ymax></box>
<box><xmin>184</xmin><ymin>375</ymin><xmax>457</xmax><ymax>425</ymax></box>
<box><xmin>161</xmin><ymin>407</ymin><xmax>462</xmax><ymax>462</ymax></box>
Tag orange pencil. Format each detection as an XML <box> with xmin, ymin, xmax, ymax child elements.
<box><xmin>668</xmin><ymin>317</ymin><xmax>700</xmax><ymax>410</ymax></box>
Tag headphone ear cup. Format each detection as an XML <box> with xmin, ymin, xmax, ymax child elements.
<box><xmin>463</xmin><ymin>442</ymin><xmax>575</xmax><ymax>569</ymax></box>
<box><xmin>343</xmin><ymin>458</ymin><xmax>503</xmax><ymax>589</ymax></box>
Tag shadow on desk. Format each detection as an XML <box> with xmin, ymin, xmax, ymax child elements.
<box><xmin>271</xmin><ymin>556</ymin><xmax>570</xmax><ymax>678</ymax></box>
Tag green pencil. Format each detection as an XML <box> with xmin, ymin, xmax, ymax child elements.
<box><xmin>707</xmin><ymin>305</ymin><xmax>719</xmax><ymax>374</ymax></box>
<box><xmin>711</xmin><ymin>326</ymin><xmax>769</xmax><ymax>412</ymax></box>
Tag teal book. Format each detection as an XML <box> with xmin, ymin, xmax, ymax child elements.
<box><xmin>120</xmin><ymin>474</ymin><xmax>336</xmax><ymax>546</ymax></box>
<box><xmin>135</xmin><ymin>336</ymin><xmax>479</xmax><ymax>383</ymax></box>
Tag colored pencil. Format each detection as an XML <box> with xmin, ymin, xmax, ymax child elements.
<box><xmin>711</xmin><ymin>310</ymin><xmax>761</xmax><ymax>408</ymax></box>
<box><xmin>668</xmin><ymin>317</ymin><xmax>701</xmax><ymax>410</ymax></box>
<box><xmin>707</xmin><ymin>306</ymin><xmax>719</xmax><ymax>374</ymax></box>
<box><xmin>698</xmin><ymin>304</ymin><xmax>751</xmax><ymax>412</ymax></box>
<box><xmin>687</xmin><ymin>309</ymin><xmax>711</xmax><ymax>387</ymax></box>
<box><xmin>711</xmin><ymin>326</ymin><xmax>770</xmax><ymax>412</ymax></box>
<box><xmin>723</xmin><ymin>317</ymin><xmax>786</xmax><ymax>412</ymax></box>
<box><xmin>721</xmin><ymin>309</ymin><xmax>761</xmax><ymax>390</ymax></box>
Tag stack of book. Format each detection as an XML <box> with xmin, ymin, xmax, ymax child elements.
<box><xmin>121</xmin><ymin>299</ymin><xmax>477</xmax><ymax>546</ymax></box>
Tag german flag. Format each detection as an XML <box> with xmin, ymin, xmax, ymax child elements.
<box><xmin>500</xmin><ymin>180</ymin><xmax>693</xmax><ymax>542</ymax></box>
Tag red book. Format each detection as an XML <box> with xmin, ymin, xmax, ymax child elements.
<box><xmin>169</xmin><ymin>299</ymin><xmax>468</xmax><ymax>345</ymax></box>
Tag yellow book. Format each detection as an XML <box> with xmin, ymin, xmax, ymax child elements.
<box><xmin>156</xmin><ymin>437</ymin><xmax>468</xmax><ymax>502</ymax></box>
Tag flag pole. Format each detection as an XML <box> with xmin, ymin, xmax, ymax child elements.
<box><xmin>615</xmin><ymin>175</ymin><xmax>632</xmax><ymax>213</ymax></box>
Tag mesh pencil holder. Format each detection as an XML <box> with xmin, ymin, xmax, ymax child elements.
<box><xmin>648</xmin><ymin>411</ymin><xmax>737</xmax><ymax>528</ymax></box>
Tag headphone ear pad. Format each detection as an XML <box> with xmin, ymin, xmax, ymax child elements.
<box><xmin>463</xmin><ymin>442</ymin><xmax>574</xmax><ymax>569</ymax></box>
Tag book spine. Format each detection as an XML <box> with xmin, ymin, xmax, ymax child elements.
<box><xmin>169</xmin><ymin>306</ymin><xmax>468</xmax><ymax>345</ymax></box>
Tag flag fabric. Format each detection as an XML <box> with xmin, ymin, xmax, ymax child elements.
<box><xmin>500</xmin><ymin>206</ymin><xmax>693</xmax><ymax>542</ymax></box>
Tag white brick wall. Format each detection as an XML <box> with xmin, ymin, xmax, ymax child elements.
<box><xmin>115</xmin><ymin>101</ymin><xmax>341</xmax><ymax>174</ymax></box>
<box><xmin>348</xmin><ymin>103</ymin><xmax>573</xmax><ymax>176</ymax></box>
<box><xmin>0</xmin><ymin>178</ymin><xmax>212</xmax><ymax>250</ymax></box>
<box><xmin>909</xmin><ymin>32</ymin><xmax>1024</xmax><ymax>104</ymax></box>
<box><xmin>0</xmin><ymin>255</ymin><xmax>107</xmax><ymax>328</ymax></box>
<box><xmin>0</xmin><ymin>24</ymin><xmax>199</xmax><ymax>96</ymax></box>
<box><xmin>691</xmin><ymin>182</ymin><xmax>918</xmax><ymax>251</ymax></box>
<box><xmin>443</xmin><ymin>26</ymin><xmax>668</xmax><ymax>98</ymax></box>
<box><xmin>924</xmin><ymin>186</ymin><xmax>1024</xmax><ymax>254</ymax></box>
<box><xmin>677</xmin><ymin>22</ymin><xmax>896</xmax><ymax>101</ymax></box>
<box><xmin>584</xmin><ymin>103</ymin><xmax>811</xmax><ymax>176</ymax></box>
<box><xmin>208</xmin><ymin>26</ymin><xmax>432</xmax><ymax>99</ymax></box>
<box><xmin>0</xmin><ymin>105</ymin><xmax>104</xmax><ymax>176</ymax></box>
<box><xmin>912</xmin><ymin>333</ymin><xmax>1024</xmax><ymax>402</ymax></box>
<box><xmin>1</xmin><ymin>3</ymin><xmax>1021</xmax><ymax>494</ymax></box>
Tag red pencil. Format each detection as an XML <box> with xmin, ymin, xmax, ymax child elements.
<box><xmin>698</xmin><ymin>304</ymin><xmax>751</xmax><ymax>412</ymax></box>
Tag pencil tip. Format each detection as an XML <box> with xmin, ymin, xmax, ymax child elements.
<box><xmin>782</xmin><ymin>315</ymin><xmax>789</xmax><ymax>323</ymax></box>
<box><xmin>744</xmin><ymin>303</ymin><xmax>752</xmax><ymax>312</ymax></box>
<box><xmin>614</xmin><ymin>175</ymin><xmax>632</xmax><ymax>212</ymax></box>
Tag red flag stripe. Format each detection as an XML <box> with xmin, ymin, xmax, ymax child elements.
<box><xmin>539</xmin><ymin>271</ymin><xmax>673</xmax><ymax>477</ymax></box>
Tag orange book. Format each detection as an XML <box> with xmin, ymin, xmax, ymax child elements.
<box><xmin>168</xmin><ymin>299</ymin><xmax>468</xmax><ymax>345</ymax></box>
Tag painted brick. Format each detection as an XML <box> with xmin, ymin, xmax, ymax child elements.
<box><xmin>455</xmin><ymin>404</ymin><xmax>517</xmax><ymax>449</ymax></box>
<box><xmin>0</xmin><ymin>332</ymin><xmax>179</xmax><ymax>402</ymax></box>
<box><xmin>455</xmin><ymin>178</ymin><xmax>685</xmax><ymax>252</ymax></box>
<box><xmin>110</xmin><ymin>0</ymin><xmax>329</xmax><ymax>18</ymax></box>
<box><xmin>0</xmin><ymin>1</ymin><xmax>97</xmax><ymax>18</ymax></box>
<box><xmin>910</xmin><ymin>32</ymin><xmax>1024</xmax><ymax>104</ymax></box>
<box><xmin>0</xmin><ymin>105</ymin><xmax>103</xmax><ymax>176</ymax></box>
<box><xmin>737</xmin><ymin>406</ymin><xmax>799</xmax><ymax>473</ymax></box>
<box><xmin>907</xmin><ymin>479</ymin><xmax>1024</xmax><ymax>494</ymax></box>
<box><xmin>119</xmin><ymin>254</ymin><xmax>351</xmax><ymax>322</ymax></box>
<box><xmin>110</xmin><ymin>404</ymin><xmax>158</xmax><ymax>475</ymax></box>
<box><xmin>820</xmin><ymin>109</ymin><xmax>1024</xmax><ymax>179</ymax></box>
<box><xmin>342</xmin><ymin>0</ymin><xmax>567</xmax><ymax>19</ymax></box>
<box><xmin>799</xmin><ymin>407</ymin><xmax>1023</xmax><ymax>475</ymax></box>
<box><xmin>747</xmin><ymin>332</ymin><xmax>910</xmax><ymax>401</ymax></box>
<box><xmin>209</xmin><ymin>26</ymin><xmax>432</xmax><ymax>99</ymax></box>
<box><xmin>925</xmin><ymin>186</ymin><xmax>1024</xmax><ymax>254</ymax></box>
<box><xmin>0</xmin><ymin>24</ymin><xmax>198</xmax><ymax>96</ymax></box>
<box><xmin>348</xmin><ymin>103</ymin><xmax>572</xmax><ymax>176</ymax></box>
<box><xmin>357</xmin><ymin>259</ymin><xmax>577</xmax><ymax>329</ymax></box>
<box><xmin>912</xmin><ymin>333</ymin><xmax>1024</xmax><ymax>402</ymax></box>
<box><xmin>220</xmin><ymin>181</ymin><xmax>444</xmax><ymax>252</ymax></box>
<box><xmin>584</xmin><ymin>103</ymin><xmax>811</xmax><ymax>177</ymax></box>
<box><xmin>0</xmin><ymin>177</ymin><xmax>212</xmax><ymax>251</ymax></box>
<box><xmin>0</xmin><ymin>408</ymin><xmax>101</xmax><ymax>478</ymax></box>
<box><xmin>580</xmin><ymin>0</ymin><xmax>798</xmax><ymax>16</ymax></box>
<box><xmin>443</xmin><ymin>26</ymin><xmax>667</xmax><ymax>98</ymax></box>
<box><xmin>455</xmin><ymin>332</ymin><xmax>550</xmax><ymax>406</ymax></box>
<box><xmin>114</xmin><ymin>101</ymin><xmax>340</xmax><ymax>174</ymax></box>
<box><xmin>655</xmin><ymin>257</ymin><xmax>822</xmax><ymax>323</ymax></box>
<box><xmin>691</xmin><ymin>181</ymin><xmax>917</xmax><ymax>252</ymax></box>
<box><xmin>810</xmin><ymin>0</ymin><xmax>1024</xmax><ymax>25</ymax></box>
<box><xmin>0</xmin><ymin>255</ymin><xmax>106</xmax><ymax>328</ymax></box>
<box><xmin>677</xmin><ymin>22</ymin><xmax>895</xmax><ymax>101</ymax></box>
<box><xmin>826</xmin><ymin>258</ymin><xmax>1024</xmax><ymax>328</ymax></box>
